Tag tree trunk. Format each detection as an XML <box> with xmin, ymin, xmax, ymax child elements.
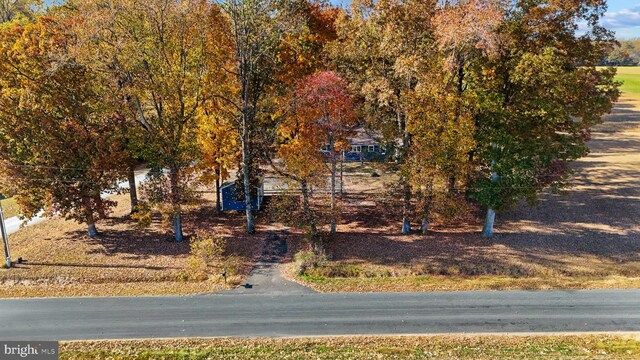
<box><xmin>241</xmin><ymin>133</ymin><xmax>255</xmax><ymax>234</ymax></box>
<box><xmin>215</xmin><ymin>176</ymin><xmax>221</xmax><ymax>213</ymax></box>
<box><xmin>87</xmin><ymin>222</ymin><xmax>98</xmax><ymax>238</ymax></box>
<box><xmin>482</xmin><ymin>208</ymin><xmax>495</xmax><ymax>238</ymax></box>
<box><xmin>448</xmin><ymin>175</ymin><xmax>456</xmax><ymax>194</ymax></box>
<box><xmin>169</xmin><ymin>167</ymin><xmax>183</xmax><ymax>242</ymax></box>
<box><xmin>482</xmin><ymin>161</ymin><xmax>499</xmax><ymax>239</ymax></box>
<box><xmin>340</xmin><ymin>152</ymin><xmax>344</xmax><ymax>197</ymax></box>
<box><xmin>401</xmin><ymin>181</ymin><xmax>411</xmax><ymax>235</ymax></box>
<box><xmin>329</xmin><ymin>132</ymin><xmax>337</xmax><ymax>235</ymax></box>
<box><xmin>128</xmin><ymin>166</ymin><xmax>138</xmax><ymax>214</ymax></box>
<box><xmin>300</xmin><ymin>180</ymin><xmax>317</xmax><ymax>237</ymax></box>
<box><xmin>421</xmin><ymin>194</ymin><xmax>430</xmax><ymax>235</ymax></box>
<box><xmin>1</xmin><ymin>202</ymin><xmax>12</xmax><ymax>268</ymax></box>
<box><xmin>421</xmin><ymin>218</ymin><xmax>429</xmax><ymax>234</ymax></box>
<box><xmin>398</xmin><ymin>110</ymin><xmax>412</xmax><ymax>235</ymax></box>
<box><xmin>215</xmin><ymin>163</ymin><xmax>222</xmax><ymax>213</ymax></box>
<box><xmin>83</xmin><ymin>200</ymin><xmax>98</xmax><ymax>238</ymax></box>
<box><xmin>173</xmin><ymin>211</ymin><xmax>183</xmax><ymax>242</ymax></box>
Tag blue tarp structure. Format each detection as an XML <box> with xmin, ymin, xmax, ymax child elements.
<box><xmin>221</xmin><ymin>182</ymin><xmax>264</xmax><ymax>211</ymax></box>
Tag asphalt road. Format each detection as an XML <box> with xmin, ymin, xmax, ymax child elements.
<box><xmin>0</xmin><ymin>290</ymin><xmax>639</xmax><ymax>341</ymax></box>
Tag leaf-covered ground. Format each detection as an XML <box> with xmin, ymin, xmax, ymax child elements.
<box><xmin>0</xmin><ymin>193</ymin><xmax>266</xmax><ymax>298</ymax></box>
<box><xmin>59</xmin><ymin>334</ymin><xmax>640</xmax><ymax>359</ymax></box>
<box><xmin>286</xmin><ymin>96</ymin><xmax>640</xmax><ymax>292</ymax></box>
<box><xmin>2</xmin><ymin>96</ymin><xmax>639</xmax><ymax>296</ymax></box>
<box><xmin>0</xmin><ymin>196</ymin><xmax>19</xmax><ymax>218</ymax></box>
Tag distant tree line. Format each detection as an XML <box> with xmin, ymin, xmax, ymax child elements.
<box><xmin>601</xmin><ymin>39</ymin><xmax>640</xmax><ymax>66</ymax></box>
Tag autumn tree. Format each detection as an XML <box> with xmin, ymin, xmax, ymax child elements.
<box><xmin>194</xmin><ymin>17</ymin><xmax>238</xmax><ymax>214</ymax></box>
<box><xmin>267</xmin><ymin>0</ymin><xmax>341</xmax><ymax>239</ymax></box>
<box><xmin>196</xmin><ymin>113</ymin><xmax>239</xmax><ymax>213</ymax></box>
<box><xmin>471</xmin><ymin>0</ymin><xmax>620</xmax><ymax>238</ymax></box>
<box><xmin>406</xmin><ymin>76</ymin><xmax>476</xmax><ymax>234</ymax></box>
<box><xmin>0</xmin><ymin>16</ymin><xmax>127</xmax><ymax>237</ymax></box>
<box><xmin>272</xmin><ymin>92</ymin><xmax>326</xmax><ymax>239</ymax></box>
<box><xmin>431</xmin><ymin>0</ymin><xmax>502</xmax><ymax>194</ymax></box>
<box><xmin>329</xmin><ymin>0</ymin><xmax>435</xmax><ymax>234</ymax></box>
<box><xmin>75</xmin><ymin>0</ymin><xmax>232</xmax><ymax>241</ymax></box>
<box><xmin>292</xmin><ymin>71</ymin><xmax>356</xmax><ymax>235</ymax></box>
<box><xmin>220</xmin><ymin>0</ymin><xmax>303</xmax><ymax>234</ymax></box>
<box><xmin>0</xmin><ymin>0</ymin><xmax>39</xmax><ymax>24</ymax></box>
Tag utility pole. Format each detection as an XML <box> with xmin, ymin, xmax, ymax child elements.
<box><xmin>0</xmin><ymin>202</ymin><xmax>11</xmax><ymax>268</ymax></box>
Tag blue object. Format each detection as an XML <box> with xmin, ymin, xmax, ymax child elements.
<box><xmin>221</xmin><ymin>183</ymin><xmax>264</xmax><ymax>211</ymax></box>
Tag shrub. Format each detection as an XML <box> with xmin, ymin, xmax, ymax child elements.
<box><xmin>131</xmin><ymin>201</ymin><xmax>153</xmax><ymax>228</ymax></box>
<box><xmin>182</xmin><ymin>255</ymin><xmax>208</xmax><ymax>281</ymax></box>
<box><xmin>180</xmin><ymin>231</ymin><xmax>227</xmax><ymax>282</ymax></box>
<box><xmin>294</xmin><ymin>249</ymin><xmax>327</xmax><ymax>276</ymax></box>
<box><xmin>224</xmin><ymin>255</ymin><xmax>243</xmax><ymax>277</ymax></box>
<box><xmin>190</xmin><ymin>231</ymin><xmax>226</xmax><ymax>263</ymax></box>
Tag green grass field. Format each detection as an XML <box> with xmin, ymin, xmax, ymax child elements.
<box><xmin>59</xmin><ymin>335</ymin><xmax>640</xmax><ymax>359</ymax></box>
<box><xmin>615</xmin><ymin>67</ymin><xmax>640</xmax><ymax>99</ymax></box>
<box><xmin>0</xmin><ymin>197</ymin><xmax>19</xmax><ymax>218</ymax></box>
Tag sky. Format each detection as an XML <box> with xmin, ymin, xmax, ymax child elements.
<box><xmin>601</xmin><ymin>1</ymin><xmax>640</xmax><ymax>39</ymax></box>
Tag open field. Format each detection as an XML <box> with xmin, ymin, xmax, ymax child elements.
<box><xmin>287</xmin><ymin>94</ymin><xmax>640</xmax><ymax>292</ymax></box>
<box><xmin>59</xmin><ymin>335</ymin><xmax>640</xmax><ymax>359</ymax></box>
<box><xmin>0</xmin><ymin>196</ymin><xmax>19</xmax><ymax>219</ymax></box>
<box><xmin>616</xmin><ymin>67</ymin><xmax>640</xmax><ymax>99</ymax></box>
<box><xmin>0</xmin><ymin>193</ymin><xmax>267</xmax><ymax>297</ymax></box>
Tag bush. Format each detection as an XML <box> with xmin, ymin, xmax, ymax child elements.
<box><xmin>224</xmin><ymin>255</ymin><xmax>243</xmax><ymax>277</ymax></box>
<box><xmin>294</xmin><ymin>249</ymin><xmax>327</xmax><ymax>276</ymax></box>
<box><xmin>181</xmin><ymin>255</ymin><xmax>208</xmax><ymax>281</ymax></box>
<box><xmin>179</xmin><ymin>231</ymin><xmax>227</xmax><ymax>282</ymax></box>
<box><xmin>190</xmin><ymin>231</ymin><xmax>226</xmax><ymax>263</ymax></box>
<box><xmin>305</xmin><ymin>264</ymin><xmax>393</xmax><ymax>278</ymax></box>
<box><xmin>131</xmin><ymin>201</ymin><xmax>153</xmax><ymax>228</ymax></box>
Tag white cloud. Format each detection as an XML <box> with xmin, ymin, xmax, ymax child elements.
<box><xmin>601</xmin><ymin>5</ymin><xmax>640</xmax><ymax>38</ymax></box>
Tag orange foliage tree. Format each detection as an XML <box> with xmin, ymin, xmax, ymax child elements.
<box><xmin>0</xmin><ymin>16</ymin><xmax>128</xmax><ymax>237</ymax></box>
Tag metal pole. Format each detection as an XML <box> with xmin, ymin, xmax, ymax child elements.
<box><xmin>0</xmin><ymin>202</ymin><xmax>11</xmax><ymax>268</ymax></box>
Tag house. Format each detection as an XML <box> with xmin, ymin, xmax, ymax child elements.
<box><xmin>220</xmin><ymin>182</ymin><xmax>264</xmax><ymax>211</ymax></box>
<box><xmin>321</xmin><ymin>126</ymin><xmax>388</xmax><ymax>162</ymax></box>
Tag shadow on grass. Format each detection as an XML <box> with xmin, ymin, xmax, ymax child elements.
<box><xmin>59</xmin><ymin>202</ymin><xmax>269</xmax><ymax>262</ymax></box>
<box><xmin>22</xmin><ymin>262</ymin><xmax>179</xmax><ymax>271</ymax></box>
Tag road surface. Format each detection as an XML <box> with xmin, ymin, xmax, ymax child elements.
<box><xmin>0</xmin><ymin>290</ymin><xmax>638</xmax><ymax>341</ymax></box>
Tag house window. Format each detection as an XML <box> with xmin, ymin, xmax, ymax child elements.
<box><xmin>368</xmin><ymin>145</ymin><xmax>375</xmax><ymax>152</ymax></box>
<box><xmin>351</xmin><ymin>145</ymin><xmax>362</xmax><ymax>153</ymax></box>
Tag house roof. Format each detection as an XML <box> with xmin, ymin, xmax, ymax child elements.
<box><xmin>347</xmin><ymin>126</ymin><xmax>381</xmax><ymax>146</ymax></box>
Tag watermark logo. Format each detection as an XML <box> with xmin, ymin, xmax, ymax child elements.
<box><xmin>1</xmin><ymin>341</ymin><xmax>58</xmax><ymax>359</ymax></box>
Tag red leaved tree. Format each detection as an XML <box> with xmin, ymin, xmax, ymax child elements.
<box><xmin>295</xmin><ymin>71</ymin><xmax>356</xmax><ymax>235</ymax></box>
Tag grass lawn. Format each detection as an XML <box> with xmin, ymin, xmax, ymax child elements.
<box><xmin>0</xmin><ymin>196</ymin><xmax>19</xmax><ymax>218</ymax></box>
<box><xmin>59</xmin><ymin>335</ymin><xmax>640</xmax><ymax>359</ymax></box>
<box><xmin>0</xmin><ymin>193</ymin><xmax>267</xmax><ymax>298</ymax></box>
<box><xmin>615</xmin><ymin>67</ymin><xmax>640</xmax><ymax>100</ymax></box>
